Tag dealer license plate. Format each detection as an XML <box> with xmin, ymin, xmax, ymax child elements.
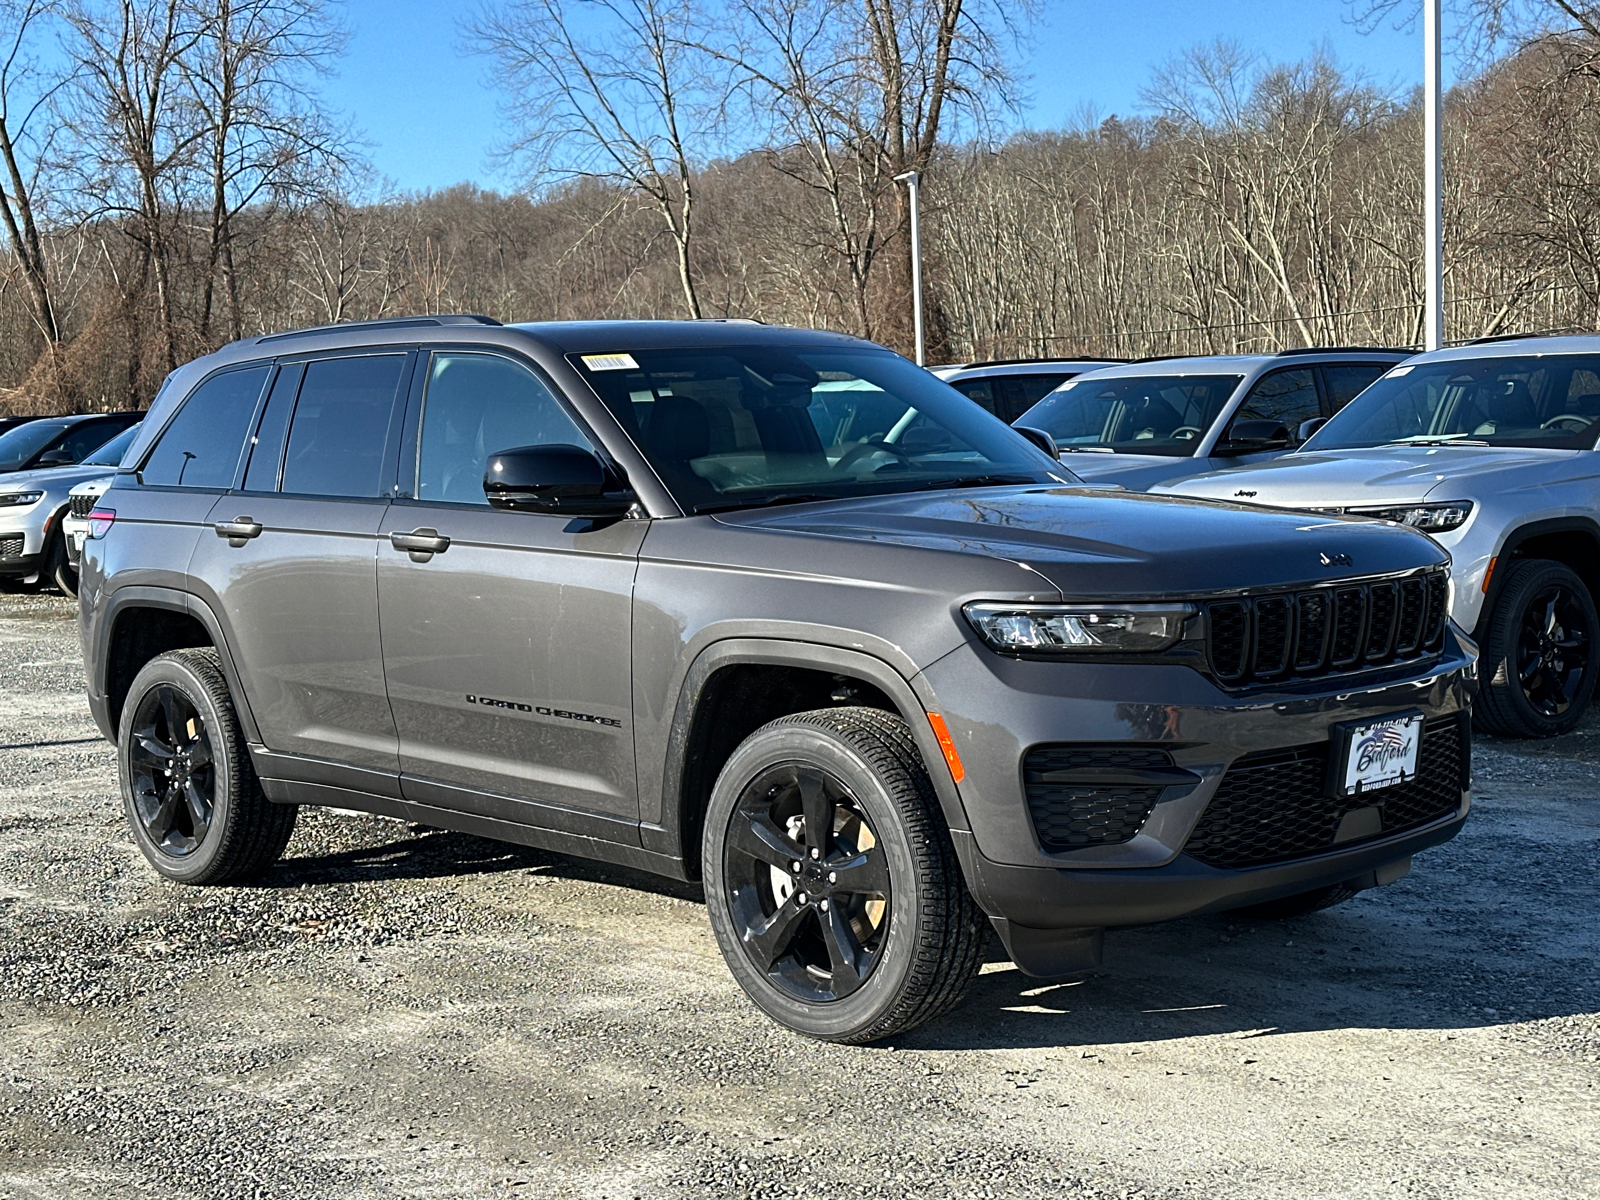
<box><xmin>1333</xmin><ymin>711</ymin><xmax>1423</xmax><ymax>797</ymax></box>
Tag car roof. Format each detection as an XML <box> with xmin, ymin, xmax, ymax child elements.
<box><xmin>931</xmin><ymin>360</ymin><xmax>1123</xmax><ymax>380</ymax></box>
<box><xmin>1406</xmin><ymin>333</ymin><xmax>1600</xmax><ymax>363</ymax></box>
<box><xmin>1061</xmin><ymin>348</ymin><xmax>1411</xmax><ymax>381</ymax></box>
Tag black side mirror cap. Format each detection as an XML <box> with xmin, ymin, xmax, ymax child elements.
<box><xmin>1013</xmin><ymin>425</ymin><xmax>1060</xmax><ymax>460</ymax></box>
<box><xmin>483</xmin><ymin>444</ymin><xmax>635</xmax><ymax>517</ymax></box>
<box><xmin>1296</xmin><ymin>416</ymin><xmax>1327</xmax><ymax>442</ymax></box>
<box><xmin>36</xmin><ymin>449</ymin><xmax>75</xmax><ymax>466</ymax></box>
<box><xmin>1215</xmin><ymin>418</ymin><xmax>1291</xmax><ymax>456</ymax></box>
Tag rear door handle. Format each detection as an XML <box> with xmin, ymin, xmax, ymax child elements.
<box><xmin>390</xmin><ymin>527</ymin><xmax>450</xmax><ymax>561</ymax></box>
<box><xmin>214</xmin><ymin>517</ymin><xmax>263</xmax><ymax>546</ymax></box>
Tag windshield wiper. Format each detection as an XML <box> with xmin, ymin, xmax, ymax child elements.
<box><xmin>1383</xmin><ymin>435</ymin><xmax>1490</xmax><ymax>447</ymax></box>
<box><xmin>910</xmin><ymin>474</ymin><xmax>1039</xmax><ymax>491</ymax></box>
<box><xmin>695</xmin><ymin>492</ymin><xmax>842</xmax><ymax>515</ymax></box>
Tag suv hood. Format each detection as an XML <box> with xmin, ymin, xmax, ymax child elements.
<box><xmin>1149</xmin><ymin>445</ymin><xmax>1582</xmax><ymax>508</ymax></box>
<box><xmin>0</xmin><ymin>461</ymin><xmax>118</xmax><ymax>494</ymax></box>
<box><xmin>1051</xmin><ymin>450</ymin><xmax>1218</xmax><ymax>492</ymax></box>
<box><xmin>719</xmin><ymin>485</ymin><xmax>1444</xmax><ymax>598</ymax></box>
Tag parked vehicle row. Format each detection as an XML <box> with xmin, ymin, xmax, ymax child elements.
<box><xmin>78</xmin><ymin>315</ymin><xmax>1473</xmax><ymax>1044</ymax></box>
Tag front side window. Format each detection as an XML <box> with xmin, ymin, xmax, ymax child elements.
<box><xmin>573</xmin><ymin>345</ymin><xmax>1060</xmax><ymax>512</ymax></box>
<box><xmin>1306</xmin><ymin>355</ymin><xmax>1600</xmax><ymax>451</ymax></box>
<box><xmin>141</xmin><ymin>367</ymin><xmax>270</xmax><ymax>487</ymax></box>
<box><xmin>1020</xmin><ymin>373</ymin><xmax>1243</xmax><ymax>456</ymax></box>
<box><xmin>1321</xmin><ymin>362</ymin><xmax>1393</xmax><ymax>411</ymax></box>
<box><xmin>416</xmin><ymin>353</ymin><xmax>592</xmax><ymax>505</ymax></box>
<box><xmin>81</xmin><ymin>424</ymin><xmax>141</xmax><ymax>467</ymax></box>
<box><xmin>0</xmin><ymin>421</ymin><xmax>67</xmax><ymax>470</ymax></box>
<box><xmin>281</xmin><ymin>355</ymin><xmax>407</xmax><ymax>498</ymax></box>
<box><xmin>1234</xmin><ymin>368</ymin><xmax>1319</xmax><ymax>431</ymax></box>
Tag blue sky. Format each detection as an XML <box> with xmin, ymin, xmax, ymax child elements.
<box><xmin>332</xmin><ymin>0</ymin><xmax>1444</xmax><ymax>194</ymax></box>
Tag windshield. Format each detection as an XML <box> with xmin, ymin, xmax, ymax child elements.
<box><xmin>1306</xmin><ymin>354</ymin><xmax>1600</xmax><ymax>451</ymax></box>
<box><xmin>572</xmin><ymin>345</ymin><xmax>1068</xmax><ymax>511</ymax></box>
<box><xmin>82</xmin><ymin>424</ymin><xmax>140</xmax><ymax>466</ymax></box>
<box><xmin>0</xmin><ymin>421</ymin><xmax>66</xmax><ymax>471</ymax></box>
<box><xmin>1017</xmin><ymin>373</ymin><xmax>1243</xmax><ymax>456</ymax></box>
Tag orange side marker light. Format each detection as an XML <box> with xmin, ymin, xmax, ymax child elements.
<box><xmin>926</xmin><ymin>712</ymin><xmax>965</xmax><ymax>783</ymax></box>
<box><xmin>1482</xmin><ymin>556</ymin><xmax>1497</xmax><ymax>594</ymax></box>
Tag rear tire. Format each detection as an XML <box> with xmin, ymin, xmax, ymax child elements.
<box><xmin>1475</xmin><ymin>559</ymin><xmax>1597</xmax><ymax>738</ymax></box>
<box><xmin>118</xmin><ymin>648</ymin><xmax>296</xmax><ymax>884</ymax></box>
<box><xmin>702</xmin><ymin>707</ymin><xmax>984</xmax><ymax>1043</ymax></box>
<box><xmin>1231</xmin><ymin>881</ymin><xmax>1360</xmax><ymax>920</ymax></box>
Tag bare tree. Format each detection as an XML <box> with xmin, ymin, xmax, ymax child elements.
<box><xmin>470</xmin><ymin>0</ymin><xmax>722</xmax><ymax>318</ymax></box>
<box><xmin>0</xmin><ymin>0</ymin><xmax>66</xmax><ymax>353</ymax></box>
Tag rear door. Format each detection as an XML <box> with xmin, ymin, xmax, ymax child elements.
<box><xmin>377</xmin><ymin>348</ymin><xmax>643</xmax><ymax>830</ymax></box>
<box><xmin>188</xmin><ymin>351</ymin><xmax>411</xmax><ymax>773</ymax></box>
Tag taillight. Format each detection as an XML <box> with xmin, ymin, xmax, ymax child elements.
<box><xmin>87</xmin><ymin>508</ymin><xmax>116</xmax><ymax>539</ymax></box>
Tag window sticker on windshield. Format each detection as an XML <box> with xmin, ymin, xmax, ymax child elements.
<box><xmin>582</xmin><ymin>352</ymin><xmax>640</xmax><ymax>371</ymax></box>
<box><xmin>1385</xmin><ymin>364</ymin><xmax>1414</xmax><ymax>377</ymax></box>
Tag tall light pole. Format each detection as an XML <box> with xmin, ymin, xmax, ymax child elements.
<box><xmin>894</xmin><ymin>169</ymin><xmax>926</xmax><ymax>366</ymax></box>
<box><xmin>1424</xmin><ymin>0</ymin><xmax>1444</xmax><ymax>350</ymax></box>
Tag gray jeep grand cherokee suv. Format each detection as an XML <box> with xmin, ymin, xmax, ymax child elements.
<box><xmin>79</xmin><ymin>315</ymin><xmax>1476</xmax><ymax>1043</ymax></box>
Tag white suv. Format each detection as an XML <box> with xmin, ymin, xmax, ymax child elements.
<box><xmin>1152</xmin><ymin>334</ymin><xmax>1600</xmax><ymax>737</ymax></box>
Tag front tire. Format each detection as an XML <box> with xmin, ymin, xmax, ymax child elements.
<box><xmin>45</xmin><ymin>527</ymin><xmax>76</xmax><ymax>598</ymax></box>
<box><xmin>1475</xmin><ymin>559</ymin><xmax>1597</xmax><ymax>738</ymax></box>
<box><xmin>702</xmin><ymin>707</ymin><xmax>984</xmax><ymax>1043</ymax></box>
<box><xmin>118</xmin><ymin>648</ymin><xmax>296</xmax><ymax>884</ymax></box>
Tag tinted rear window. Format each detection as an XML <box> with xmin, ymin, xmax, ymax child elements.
<box><xmin>280</xmin><ymin>355</ymin><xmax>407</xmax><ymax>498</ymax></box>
<box><xmin>142</xmin><ymin>368</ymin><xmax>270</xmax><ymax>487</ymax></box>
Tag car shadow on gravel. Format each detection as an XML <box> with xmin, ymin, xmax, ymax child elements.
<box><xmin>255</xmin><ymin>825</ymin><xmax>705</xmax><ymax>902</ymax></box>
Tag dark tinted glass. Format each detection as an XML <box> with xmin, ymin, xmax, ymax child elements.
<box><xmin>281</xmin><ymin>355</ymin><xmax>406</xmax><ymax>498</ymax></box>
<box><xmin>142</xmin><ymin>367</ymin><xmax>270</xmax><ymax>487</ymax></box>
<box><xmin>0</xmin><ymin>421</ymin><xmax>67</xmax><ymax>470</ymax></box>
<box><xmin>1021</xmin><ymin>373</ymin><xmax>1243</xmax><ymax>456</ymax></box>
<box><xmin>1308</xmin><ymin>354</ymin><xmax>1600</xmax><ymax>451</ymax></box>
<box><xmin>417</xmin><ymin>353</ymin><xmax>590</xmax><ymax>505</ymax></box>
<box><xmin>81</xmin><ymin>424</ymin><xmax>140</xmax><ymax>466</ymax></box>
<box><xmin>996</xmin><ymin>373</ymin><xmax>1072</xmax><ymax>423</ymax></box>
<box><xmin>242</xmin><ymin>364</ymin><xmax>302</xmax><ymax>492</ymax></box>
<box><xmin>950</xmin><ymin>378</ymin><xmax>997</xmax><ymax>415</ymax></box>
<box><xmin>1234</xmin><ymin>369</ymin><xmax>1319</xmax><ymax>430</ymax></box>
<box><xmin>574</xmin><ymin>345</ymin><xmax>1061</xmax><ymax>512</ymax></box>
<box><xmin>1321</xmin><ymin>363</ymin><xmax>1392</xmax><ymax>411</ymax></box>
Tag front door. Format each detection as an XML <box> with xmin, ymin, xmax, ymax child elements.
<box><xmin>376</xmin><ymin>349</ymin><xmax>644</xmax><ymax>828</ymax></box>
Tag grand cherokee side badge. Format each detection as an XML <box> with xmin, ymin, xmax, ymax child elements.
<box><xmin>1319</xmin><ymin>551</ymin><xmax>1353</xmax><ymax>567</ymax></box>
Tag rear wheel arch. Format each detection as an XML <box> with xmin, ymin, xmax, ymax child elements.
<box><xmin>657</xmin><ymin>640</ymin><xmax>972</xmax><ymax>879</ymax></box>
<box><xmin>101</xmin><ymin>589</ymin><xmax>259</xmax><ymax>743</ymax></box>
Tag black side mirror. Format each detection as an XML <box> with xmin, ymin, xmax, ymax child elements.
<box><xmin>36</xmin><ymin>448</ymin><xmax>75</xmax><ymax>467</ymax></box>
<box><xmin>1215</xmin><ymin>419</ymin><xmax>1291</xmax><ymax>456</ymax></box>
<box><xmin>1296</xmin><ymin>416</ymin><xmax>1327</xmax><ymax>443</ymax></box>
<box><xmin>483</xmin><ymin>444</ymin><xmax>635</xmax><ymax>517</ymax></box>
<box><xmin>1013</xmin><ymin>425</ymin><xmax>1060</xmax><ymax>460</ymax></box>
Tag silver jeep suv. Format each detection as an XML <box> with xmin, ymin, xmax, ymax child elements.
<box><xmin>79</xmin><ymin>316</ymin><xmax>1475</xmax><ymax>1042</ymax></box>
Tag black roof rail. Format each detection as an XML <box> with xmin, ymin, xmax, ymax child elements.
<box><xmin>949</xmin><ymin>355</ymin><xmax>1128</xmax><ymax>369</ymax></box>
<box><xmin>1463</xmin><ymin>328</ymin><xmax>1591</xmax><ymax>346</ymax></box>
<box><xmin>1273</xmin><ymin>345</ymin><xmax>1415</xmax><ymax>356</ymax></box>
<box><xmin>255</xmin><ymin>313</ymin><xmax>501</xmax><ymax>344</ymax></box>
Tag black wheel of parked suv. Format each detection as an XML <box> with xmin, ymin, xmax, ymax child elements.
<box><xmin>118</xmin><ymin>648</ymin><xmax>296</xmax><ymax>884</ymax></box>
<box><xmin>702</xmin><ymin>707</ymin><xmax>985</xmax><ymax>1043</ymax></box>
<box><xmin>45</xmin><ymin>528</ymin><xmax>76</xmax><ymax>599</ymax></box>
<box><xmin>1475</xmin><ymin>559</ymin><xmax>1597</xmax><ymax>739</ymax></box>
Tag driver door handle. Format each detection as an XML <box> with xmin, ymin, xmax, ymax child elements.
<box><xmin>390</xmin><ymin>527</ymin><xmax>450</xmax><ymax>561</ymax></box>
<box><xmin>214</xmin><ymin>517</ymin><xmax>263</xmax><ymax>546</ymax></box>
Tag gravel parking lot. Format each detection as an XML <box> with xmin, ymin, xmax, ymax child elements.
<box><xmin>0</xmin><ymin>591</ymin><xmax>1595</xmax><ymax>1200</ymax></box>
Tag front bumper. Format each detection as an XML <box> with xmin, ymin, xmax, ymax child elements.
<box><xmin>917</xmin><ymin>627</ymin><xmax>1476</xmax><ymax>966</ymax></box>
<box><xmin>0</xmin><ymin>524</ymin><xmax>40</xmax><ymax>577</ymax></box>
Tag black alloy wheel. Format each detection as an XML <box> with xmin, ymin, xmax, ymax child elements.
<box><xmin>1476</xmin><ymin>558</ymin><xmax>1599</xmax><ymax>738</ymax></box>
<box><xmin>118</xmin><ymin>648</ymin><xmax>297</xmax><ymax>883</ymax></box>
<box><xmin>1514</xmin><ymin>584</ymin><xmax>1590</xmax><ymax>720</ymax></box>
<box><xmin>722</xmin><ymin>762</ymin><xmax>891</xmax><ymax>1003</ymax></box>
<box><xmin>702</xmin><ymin>707</ymin><xmax>984</xmax><ymax>1043</ymax></box>
<box><xmin>128</xmin><ymin>683</ymin><xmax>216</xmax><ymax>856</ymax></box>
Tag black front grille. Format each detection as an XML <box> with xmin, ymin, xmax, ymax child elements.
<box><xmin>1023</xmin><ymin>745</ymin><xmax>1173</xmax><ymax>850</ymax></box>
<box><xmin>1204</xmin><ymin>569</ymin><xmax>1448</xmax><ymax>686</ymax></box>
<box><xmin>69</xmin><ymin>493</ymin><xmax>97</xmax><ymax>518</ymax></box>
<box><xmin>1183</xmin><ymin>717</ymin><xmax>1466</xmax><ymax>869</ymax></box>
<box><xmin>0</xmin><ymin>535</ymin><xmax>22</xmax><ymax>558</ymax></box>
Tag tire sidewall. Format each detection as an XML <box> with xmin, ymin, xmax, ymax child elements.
<box><xmin>1484</xmin><ymin>560</ymin><xmax>1598</xmax><ymax>736</ymax></box>
<box><xmin>702</xmin><ymin>722</ymin><xmax>927</xmax><ymax>1041</ymax></box>
<box><xmin>118</xmin><ymin>654</ymin><xmax>243</xmax><ymax>883</ymax></box>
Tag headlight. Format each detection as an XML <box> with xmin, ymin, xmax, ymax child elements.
<box><xmin>0</xmin><ymin>491</ymin><xmax>43</xmax><ymax>508</ymax></box>
<box><xmin>964</xmin><ymin>602</ymin><xmax>1194</xmax><ymax>654</ymax></box>
<box><xmin>1349</xmin><ymin>501</ymin><xmax>1473</xmax><ymax>532</ymax></box>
